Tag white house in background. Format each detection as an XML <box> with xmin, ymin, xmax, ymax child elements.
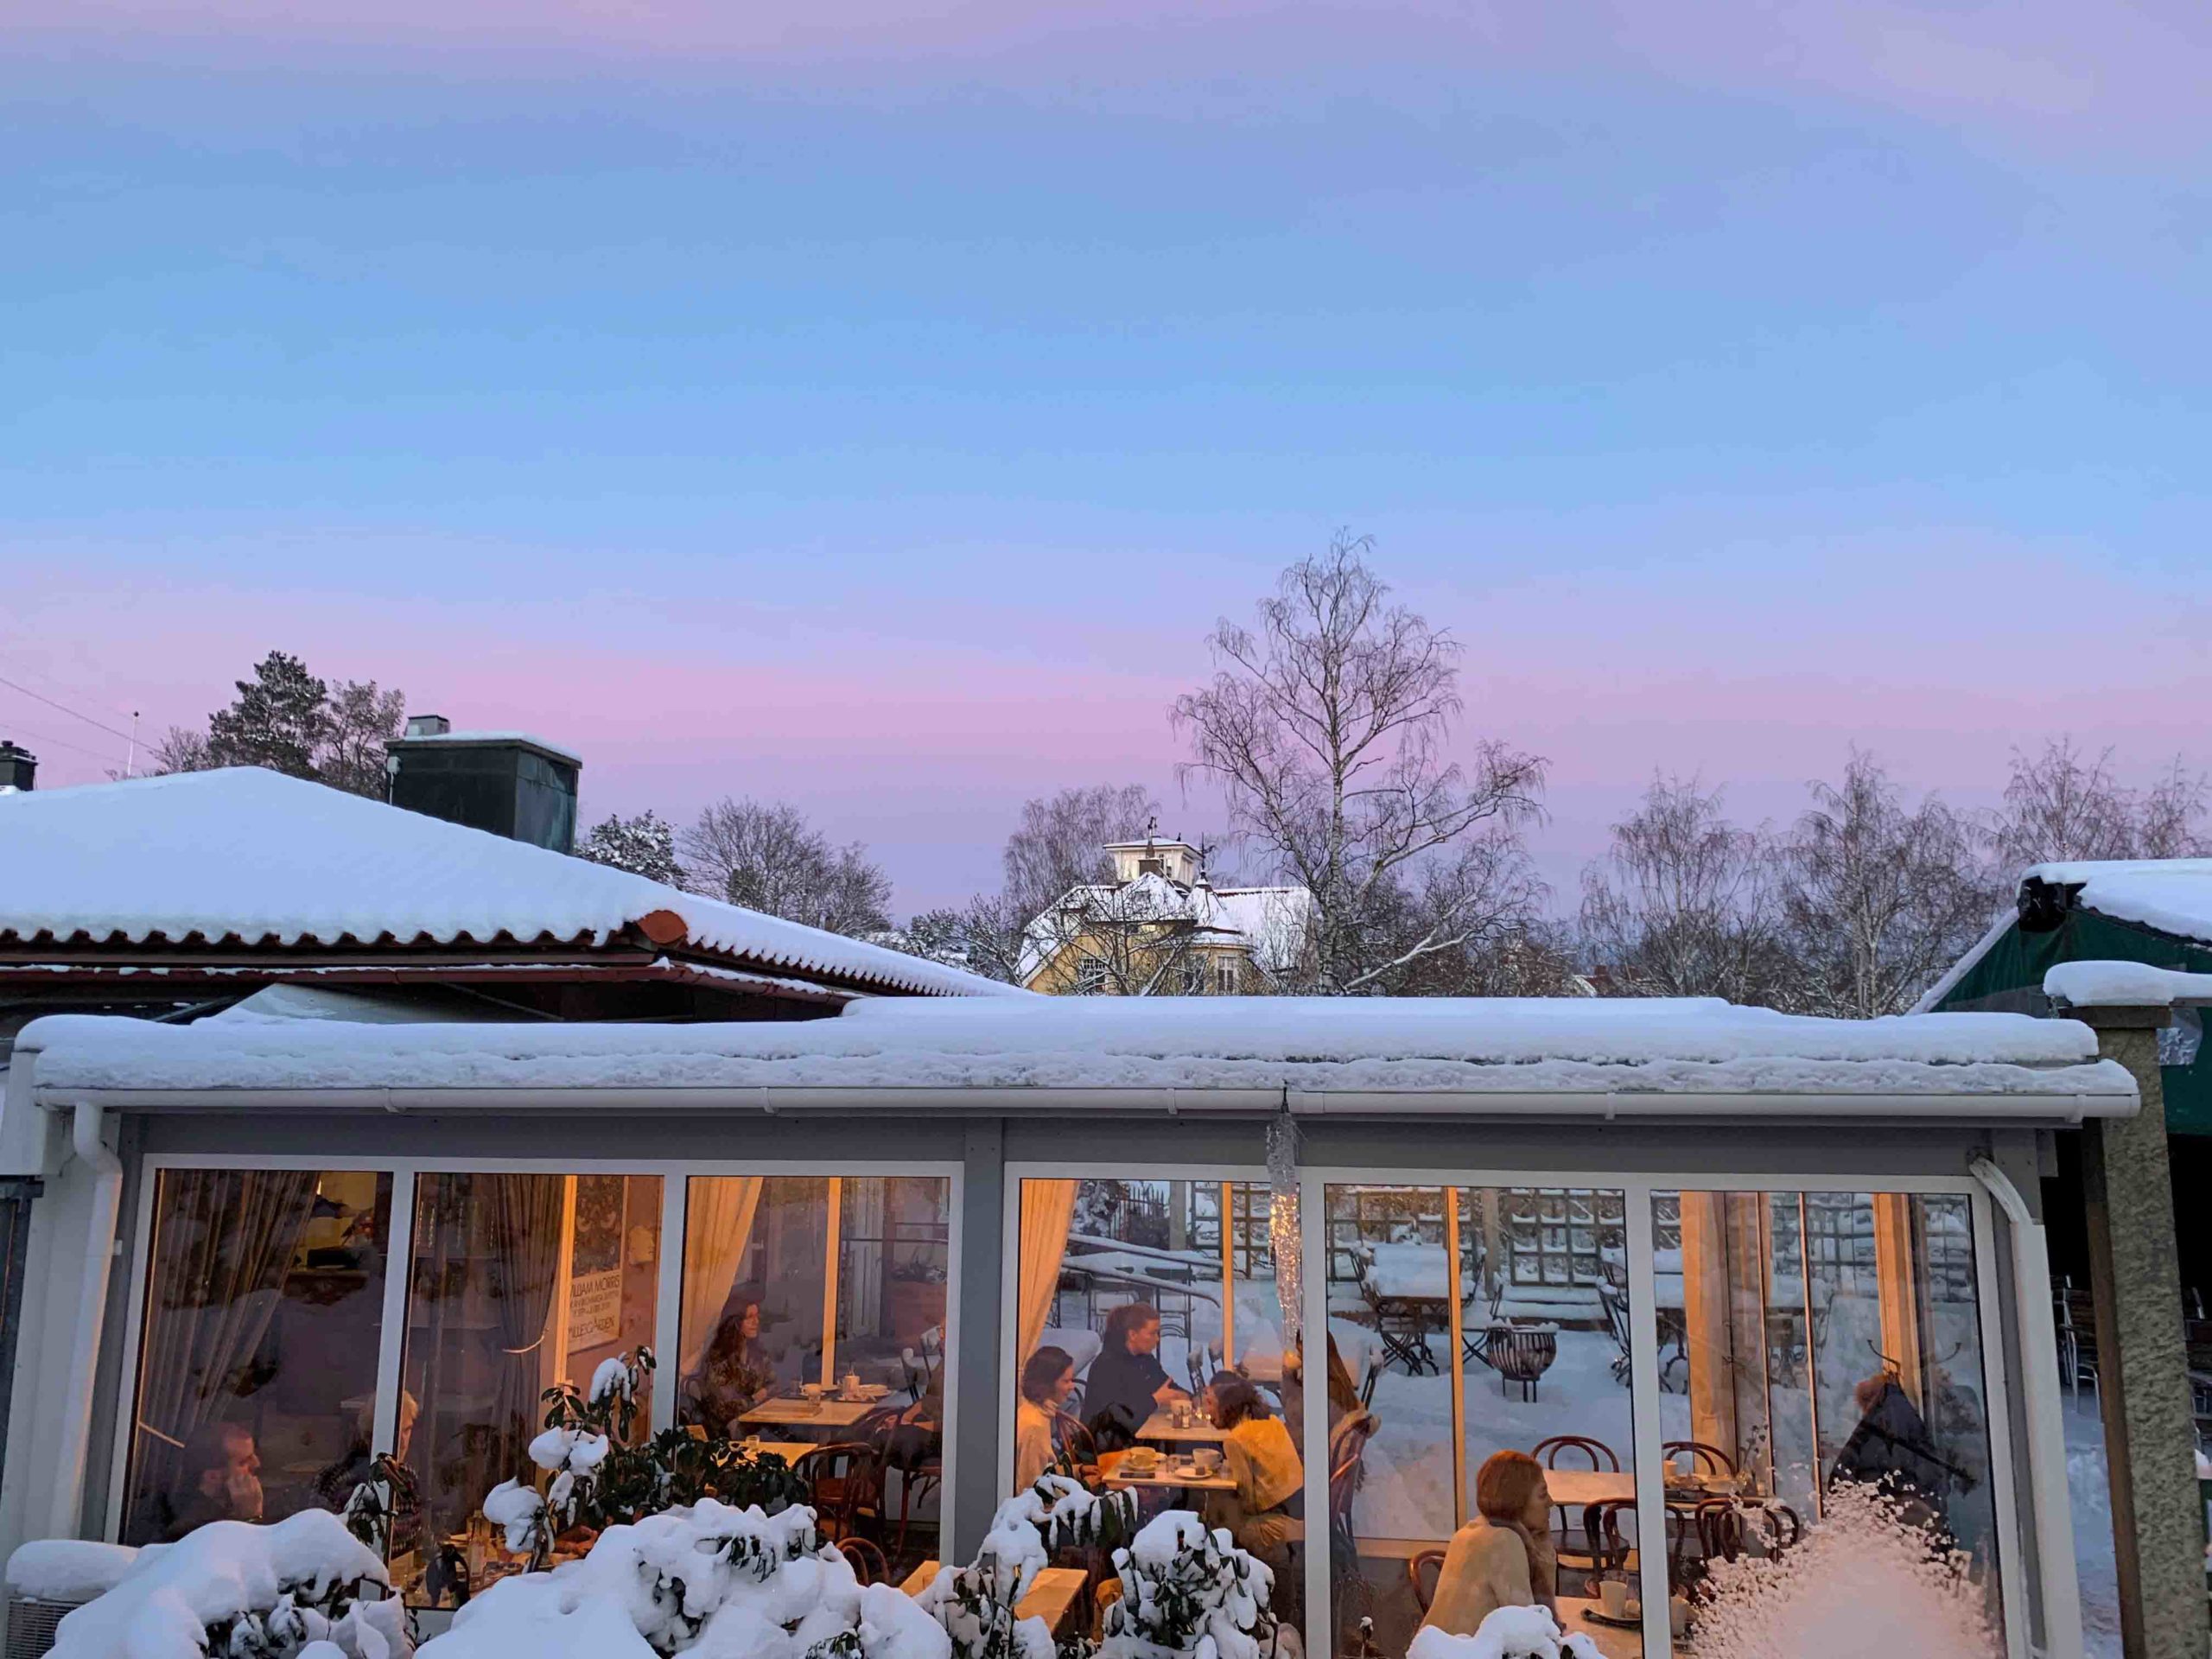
<box><xmin>1019</xmin><ymin>836</ymin><xmax>1313</xmax><ymax>995</ymax></box>
<box><xmin>0</xmin><ymin>989</ymin><xmax>2122</xmax><ymax>1657</ymax></box>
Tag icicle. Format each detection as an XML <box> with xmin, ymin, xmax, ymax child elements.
<box><xmin>1267</xmin><ymin>1102</ymin><xmax>1301</xmax><ymax>1351</ymax></box>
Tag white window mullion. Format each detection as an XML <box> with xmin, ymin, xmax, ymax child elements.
<box><xmin>1624</xmin><ymin>1180</ymin><xmax>1673</xmax><ymax>1659</ymax></box>
<box><xmin>372</xmin><ymin>1167</ymin><xmax>418</xmax><ymax>1460</ymax></box>
<box><xmin>652</xmin><ymin>1173</ymin><xmax>687</xmax><ymax>1435</ymax></box>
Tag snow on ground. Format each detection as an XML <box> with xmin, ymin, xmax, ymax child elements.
<box><xmin>2064</xmin><ymin>1390</ymin><xmax>2123</xmax><ymax>1657</ymax></box>
<box><xmin>22</xmin><ymin>993</ymin><xmax>2133</xmax><ymax>1103</ymax></box>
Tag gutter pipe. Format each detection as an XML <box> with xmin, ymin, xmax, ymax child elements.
<box><xmin>1971</xmin><ymin>1154</ymin><xmax>2085</xmax><ymax>1659</ymax></box>
<box><xmin>41</xmin><ymin>1083</ymin><xmax>2133</xmax><ymax>1123</ymax></box>
<box><xmin>52</xmin><ymin>1102</ymin><xmax>122</xmax><ymax>1536</ymax></box>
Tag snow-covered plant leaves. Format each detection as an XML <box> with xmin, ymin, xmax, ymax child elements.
<box><xmin>1098</xmin><ymin>1513</ymin><xmax>1276</xmax><ymax>1659</ymax></box>
<box><xmin>912</xmin><ymin>1478</ymin><xmax>1137</xmax><ymax>1659</ymax></box>
<box><xmin>1406</xmin><ymin>1605</ymin><xmax>1600</xmax><ymax>1659</ymax></box>
<box><xmin>49</xmin><ymin>1510</ymin><xmax>409</xmax><ymax>1659</ymax></box>
<box><xmin>1689</xmin><ymin>1480</ymin><xmax>1999</xmax><ymax>1659</ymax></box>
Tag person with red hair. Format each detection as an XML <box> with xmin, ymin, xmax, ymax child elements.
<box><xmin>1419</xmin><ymin>1449</ymin><xmax>1558</xmax><ymax>1637</ymax></box>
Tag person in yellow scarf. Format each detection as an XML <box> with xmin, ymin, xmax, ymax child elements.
<box><xmin>1202</xmin><ymin>1372</ymin><xmax>1305</xmax><ymax>1596</ymax></box>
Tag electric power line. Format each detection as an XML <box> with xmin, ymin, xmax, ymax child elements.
<box><xmin>0</xmin><ymin>673</ymin><xmax>139</xmax><ymax>747</ymax></box>
<box><xmin>0</xmin><ymin>644</ymin><xmax>141</xmax><ymax>727</ymax></box>
<box><xmin>0</xmin><ymin>710</ymin><xmax>130</xmax><ymax>768</ymax></box>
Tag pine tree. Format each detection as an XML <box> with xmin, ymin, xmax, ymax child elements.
<box><xmin>206</xmin><ymin>651</ymin><xmax>329</xmax><ymax>779</ymax></box>
<box><xmin>578</xmin><ymin>810</ymin><xmax>683</xmax><ymax>886</ymax></box>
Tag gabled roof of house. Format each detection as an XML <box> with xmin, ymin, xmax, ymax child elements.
<box><xmin>1020</xmin><ymin>874</ymin><xmax>1312</xmax><ymax>982</ymax></box>
<box><xmin>0</xmin><ymin>768</ymin><xmax>1018</xmax><ymax>1001</ymax></box>
<box><xmin>1914</xmin><ymin>858</ymin><xmax>2212</xmax><ymax>1013</ymax></box>
<box><xmin>18</xmin><ymin>995</ymin><xmax>2131</xmax><ymax>1113</ymax></box>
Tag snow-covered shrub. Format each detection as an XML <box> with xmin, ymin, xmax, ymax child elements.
<box><xmin>1406</xmin><ymin>1606</ymin><xmax>1600</xmax><ymax>1659</ymax></box>
<box><xmin>1689</xmin><ymin>1480</ymin><xmax>1999</xmax><ymax>1659</ymax></box>
<box><xmin>480</xmin><ymin>1346</ymin><xmax>806</xmax><ymax>1565</ymax></box>
<box><xmin>418</xmin><ymin>1499</ymin><xmax>897</xmax><ymax>1659</ymax></box>
<box><xmin>1096</xmin><ymin>1513</ymin><xmax>1276</xmax><ymax>1659</ymax></box>
<box><xmin>912</xmin><ymin>1478</ymin><xmax>1138</xmax><ymax>1659</ymax></box>
<box><xmin>49</xmin><ymin>1510</ymin><xmax>408</xmax><ymax>1659</ymax></box>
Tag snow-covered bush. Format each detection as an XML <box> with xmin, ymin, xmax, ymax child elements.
<box><xmin>1096</xmin><ymin>1513</ymin><xmax>1275</xmax><ymax>1659</ymax></box>
<box><xmin>419</xmin><ymin>1499</ymin><xmax>933</xmax><ymax>1659</ymax></box>
<box><xmin>1406</xmin><ymin>1606</ymin><xmax>1599</xmax><ymax>1659</ymax></box>
<box><xmin>480</xmin><ymin>1346</ymin><xmax>806</xmax><ymax>1566</ymax></box>
<box><xmin>912</xmin><ymin>1477</ymin><xmax>1138</xmax><ymax>1659</ymax></box>
<box><xmin>1689</xmin><ymin>1480</ymin><xmax>1999</xmax><ymax>1659</ymax></box>
<box><xmin>49</xmin><ymin>1510</ymin><xmax>407</xmax><ymax>1659</ymax></box>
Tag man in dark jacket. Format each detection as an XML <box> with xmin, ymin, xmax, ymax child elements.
<box><xmin>1829</xmin><ymin>1371</ymin><xmax>1971</xmax><ymax>1523</ymax></box>
<box><xmin>1083</xmin><ymin>1302</ymin><xmax>1188</xmax><ymax>1451</ymax></box>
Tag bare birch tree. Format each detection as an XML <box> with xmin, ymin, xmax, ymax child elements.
<box><xmin>1173</xmin><ymin>534</ymin><xmax>1547</xmax><ymax>994</ymax></box>
<box><xmin>679</xmin><ymin>798</ymin><xmax>893</xmax><ymax>938</ymax></box>
<box><xmin>1776</xmin><ymin>752</ymin><xmax>2000</xmax><ymax>1018</ymax></box>
<box><xmin>1580</xmin><ymin>775</ymin><xmax>1789</xmax><ymax>1002</ymax></box>
<box><xmin>1993</xmin><ymin>737</ymin><xmax>2208</xmax><ymax>867</ymax></box>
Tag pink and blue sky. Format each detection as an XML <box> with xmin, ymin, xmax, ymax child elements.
<box><xmin>3</xmin><ymin>0</ymin><xmax>2208</xmax><ymax>912</ymax></box>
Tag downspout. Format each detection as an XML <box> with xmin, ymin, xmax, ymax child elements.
<box><xmin>52</xmin><ymin>1103</ymin><xmax>123</xmax><ymax>1536</ymax></box>
<box><xmin>1971</xmin><ymin>1154</ymin><xmax>2084</xmax><ymax>1659</ymax></box>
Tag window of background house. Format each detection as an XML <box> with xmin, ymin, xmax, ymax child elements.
<box><xmin>120</xmin><ymin>1169</ymin><xmax>394</xmax><ymax>1548</ymax></box>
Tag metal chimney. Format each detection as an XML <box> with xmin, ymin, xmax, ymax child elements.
<box><xmin>0</xmin><ymin>742</ymin><xmax>35</xmax><ymax>792</ymax></box>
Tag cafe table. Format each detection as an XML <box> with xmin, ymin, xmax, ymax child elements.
<box><xmin>1135</xmin><ymin>1408</ymin><xmax>1225</xmax><ymax>1446</ymax></box>
<box><xmin>1556</xmin><ymin>1595</ymin><xmax>1647</xmax><ymax>1659</ymax></box>
<box><xmin>1103</xmin><ymin>1462</ymin><xmax>1238</xmax><ymax>1494</ymax></box>
<box><xmin>900</xmin><ymin>1561</ymin><xmax>1090</xmax><ymax>1633</ymax></box>
<box><xmin>739</xmin><ymin>1395</ymin><xmax>885</xmax><ymax>1437</ymax></box>
<box><xmin>1541</xmin><ymin>1468</ymin><xmax>1636</xmax><ymax>1510</ymax></box>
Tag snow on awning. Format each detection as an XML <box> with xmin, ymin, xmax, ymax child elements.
<box><xmin>20</xmin><ymin>995</ymin><xmax>2134</xmax><ymax>1116</ymax></box>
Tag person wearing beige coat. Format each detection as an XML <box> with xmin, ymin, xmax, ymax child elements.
<box><xmin>1419</xmin><ymin>1450</ymin><xmax>1559</xmax><ymax>1639</ymax></box>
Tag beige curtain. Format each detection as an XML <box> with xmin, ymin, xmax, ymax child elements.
<box><xmin>681</xmin><ymin>1177</ymin><xmax>765</xmax><ymax>1374</ymax></box>
<box><xmin>1017</xmin><ymin>1179</ymin><xmax>1079</xmax><ymax>1363</ymax></box>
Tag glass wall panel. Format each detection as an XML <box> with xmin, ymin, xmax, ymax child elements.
<box><xmin>1654</xmin><ymin>1189</ymin><xmax>2001</xmax><ymax>1638</ymax></box>
<box><xmin>1326</xmin><ymin>1184</ymin><xmax>1644</xmax><ymax>1659</ymax></box>
<box><xmin>121</xmin><ymin>1169</ymin><xmax>393</xmax><ymax>1546</ymax></box>
<box><xmin>398</xmin><ymin>1173</ymin><xmax>662</xmax><ymax>1607</ymax></box>
<box><xmin>678</xmin><ymin>1175</ymin><xmax>952</xmax><ymax>1580</ymax></box>
<box><xmin>1013</xmin><ymin>1177</ymin><xmax>1307</xmax><ymax>1635</ymax></box>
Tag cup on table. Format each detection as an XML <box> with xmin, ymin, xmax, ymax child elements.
<box><xmin>1194</xmin><ymin>1447</ymin><xmax>1222</xmax><ymax>1475</ymax></box>
<box><xmin>1669</xmin><ymin>1595</ymin><xmax>1691</xmax><ymax>1638</ymax></box>
<box><xmin>1599</xmin><ymin>1578</ymin><xmax>1629</xmax><ymax>1620</ymax></box>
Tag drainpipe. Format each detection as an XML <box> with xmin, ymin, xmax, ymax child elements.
<box><xmin>51</xmin><ymin>1103</ymin><xmax>123</xmax><ymax>1536</ymax></box>
<box><xmin>1971</xmin><ymin>1155</ymin><xmax>2084</xmax><ymax>1659</ymax></box>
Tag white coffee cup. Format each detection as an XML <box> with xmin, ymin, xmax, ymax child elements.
<box><xmin>1599</xmin><ymin>1579</ymin><xmax>1629</xmax><ymax>1620</ymax></box>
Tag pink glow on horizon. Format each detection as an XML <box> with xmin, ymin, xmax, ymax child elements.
<box><xmin>4</xmin><ymin>0</ymin><xmax>2204</xmax><ymax>152</ymax></box>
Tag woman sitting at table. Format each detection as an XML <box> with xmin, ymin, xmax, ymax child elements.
<box><xmin>1202</xmin><ymin>1375</ymin><xmax>1304</xmax><ymax>1562</ymax></box>
<box><xmin>1016</xmin><ymin>1345</ymin><xmax>1078</xmax><ymax>1491</ymax></box>
<box><xmin>1084</xmin><ymin>1302</ymin><xmax>1188</xmax><ymax>1452</ymax></box>
<box><xmin>690</xmin><ymin>1295</ymin><xmax>775</xmax><ymax>1438</ymax></box>
<box><xmin>1420</xmin><ymin>1450</ymin><xmax>1558</xmax><ymax>1638</ymax></box>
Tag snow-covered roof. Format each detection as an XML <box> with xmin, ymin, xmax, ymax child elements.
<box><xmin>19</xmin><ymin>995</ymin><xmax>2133</xmax><ymax>1113</ymax></box>
<box><xmin>1020</xmin><ymin>876</ymin><xmax>1313</xmax><ymax>981</ymax></box>
<box><xmin>0</xmin><ymin>768</ymin><xmax>1016</xmax><ymax>1000</ymax></box>
<box><xmin>1913</xmin><ymin>858</ymin><xmax>2212</xmax><ymax>1014</ymax></box>
<box><xmin>2044</xmin><ymin>960</ymin><xmax>2212</xmax><ymax>1008</ymax></box>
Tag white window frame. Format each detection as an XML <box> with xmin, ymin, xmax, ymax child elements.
<box><xmin>1298</xmin><ymin>1166</ymin><xmax>2028</xmax><ymax>1659</ymax></box>
<box><xmin>110</xmin><ymin>1153</ymin><xmax>966</xmax><ymax>1551</ymax></box>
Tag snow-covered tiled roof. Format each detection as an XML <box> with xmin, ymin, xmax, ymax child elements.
<box><xmin>0</xmin><ymin>768</ymin><xmax>1017</xmax><ymax>999</ymax></box>
<box><xmin>19</xmin><ymin>995</ymin><xmax>2133</xmax><ymax>1110</ymax></box>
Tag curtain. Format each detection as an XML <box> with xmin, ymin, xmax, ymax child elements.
<box><xmin>124</xmin><ymin>1168</ymin><xmax>318</xmax><ymax>1543</ymax></box>
<box><xmin>681</xmin><ymin>1176</ymin><xmax>764</xmax><ymax>1374</ymax></box>
<box><xmin>486</xmin><ymin>1174</ymin><xmax>568</xmax><ymax>1474</ymax></box>
<box><xmin>1017</xmin><ymin>1179</ymin><xmax>1079</xmax><ymax>1364</ymax></box>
